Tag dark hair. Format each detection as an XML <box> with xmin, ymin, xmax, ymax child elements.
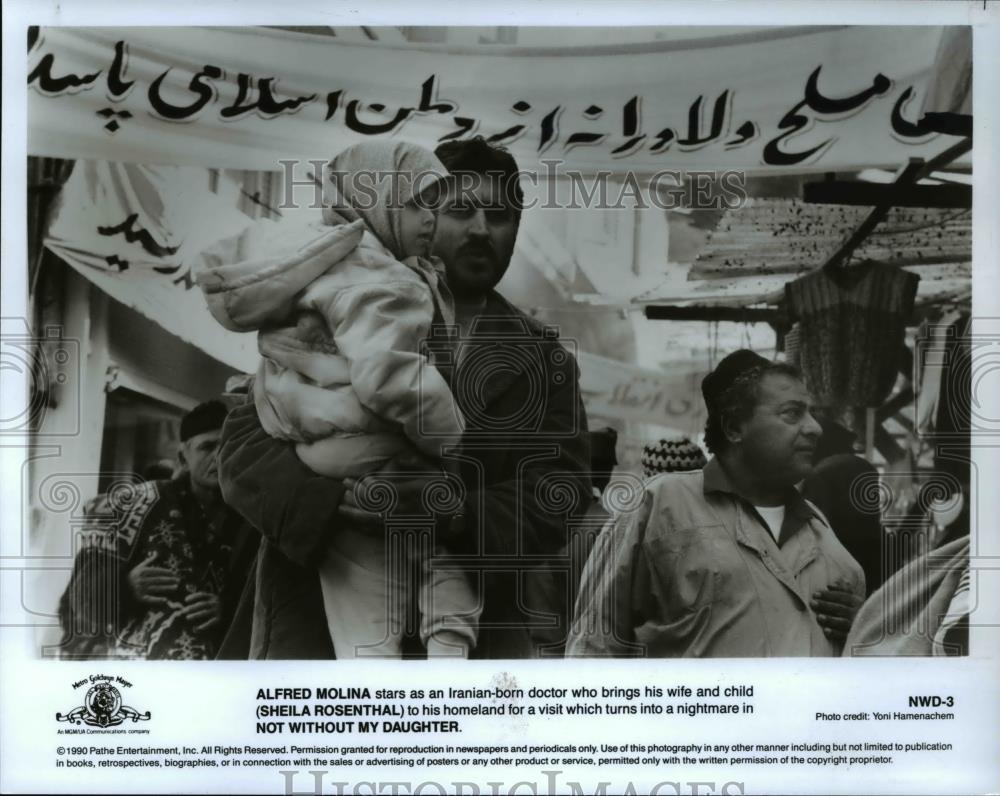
<box><xmin>434</xmin><ymin>137</ymin><xmax>524</xmax><ymax>222</ymax></box>
<box><xmin>142</xmin><ymin>460</ymin><xmax>175</xmax><ymax>481</ymax></box>
<box><xmin>179</xmin><ymin>400</ymin><xmax>228</xmax><ymax>442</ymax></box>
<box><xmin>703</xmin><ymin>362</ymin><xmax>803</xmax><ymax>455</ymax></box>
<box><xmin>588</xmin><ymin>427</ymin><xmax>618</xmax><ymax>493</ymax></box>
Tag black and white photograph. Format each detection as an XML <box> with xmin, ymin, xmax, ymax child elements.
<box><xmin>2</xmin><ymin>2</ymin><xmax>998</xmax><ymax>794</ymax></box>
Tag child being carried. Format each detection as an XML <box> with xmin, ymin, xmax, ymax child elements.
<box><xmin>197</xmin><ymin>141</ymin><xmax>477</xmax><ymax>659</ymax></box>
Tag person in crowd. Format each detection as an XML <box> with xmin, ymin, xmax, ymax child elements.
<box><xmin>588</xmin><ymin>427</ymin><xmax>619</xmax><ymax>499</ymax></box>
<box><xmin>578</xmin><ymin>426</ymin><xmax>619</xmax><ymax>534</ymax></box>
<box><xmin>141</xmin><ymin>459</ymin><xmax>176</xmax><ymax>482</ymax></box>
<box><xmin>567</xmin><ymin>350</ymin><xmax>865</xmax><ymax>658</ymax></box>
<box><xmin>639</xmin><ymin>437</ymin><xmax>707</xmax><ymax>478</ymax></box>
<box><xmin>802</xmin><ymin>416</ymin><xmax>885</xmax><ymax>594</ymax></box>
<box><xmin>57</xmin><ymin>401</ymin><xmax>256</xmax><ymax>660</ymax></box>
<box><xmin>890</xmin><ymin>462</ymin><xmax>971</xmax><ymax>575</ymax></box>
<box><xmin>217</xmin><ymin>137</ymin><xmax>591</xmax><ymax>660</ymax></box>
<box><xmin>844</xmin><ymin>534</ymin><xmax>968</xmax><ymax>656</ymax></box>
<box><xmin>563</xmin><ymin>426</ymin><xmax>620</xmax><ymax>619</ymax></box>
<box><xmin>197</xmin><ymin>141</ymin><xmax>477</xmax><ymax>659</ymax></box>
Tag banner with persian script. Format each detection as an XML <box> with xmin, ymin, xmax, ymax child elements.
<box><xmin>28</xmin><ymin>25</ymin><xmax>962</xmax><ymax>174</ymax></box>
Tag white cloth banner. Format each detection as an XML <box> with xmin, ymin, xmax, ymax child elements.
<box><xmin>44</xmin><ymin>161</ymin><xmax>261</xmax><ymax>372</ymax></box>
<box><xmin>43</xmin><ymin>160</ymin><xmax>695</xmax><ymax>422</ymax></box>
<box><xmin>577</xmin><ymin>351</ymin><xmax>706</xmax><ymax>433</ymax></box>
<box><xmin>27</xmin><ymin>25</ymin><xmax>960</xmax><ymax>173</ymax></box>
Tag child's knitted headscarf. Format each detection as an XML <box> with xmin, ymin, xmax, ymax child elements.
<box><xmin>322</xmin><ymin>140</ymin><xmax>448</xmax><ymax>261</ymax></box>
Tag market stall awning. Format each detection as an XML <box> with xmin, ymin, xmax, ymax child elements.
<box><xmin>629</xmin><ymin>196</ymin><xmax>971</xmax><ymax>312</ymax></box>
<box><xmin>688</xmin><ymin>198</ymin><xmax>970</xmax><ymax>281</ymax></box>
<box><xmin>632</xmin><ymin>262</ymin><xmax>970</xmax><ymax>311</ymax></box>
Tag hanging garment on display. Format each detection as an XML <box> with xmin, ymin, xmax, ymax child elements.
<box><xmin>785</xmin><ymin>261</ymin><xmax>919</xmax><ymax>408</ymax></box>
<box><xmin>783</xmin><ymin>322</ymin><xmax>802</xmax><ymax>368</ymax></box>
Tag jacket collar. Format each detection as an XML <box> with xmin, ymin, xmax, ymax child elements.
<box><xmin>703</xmin><ymin>457</ymin><xmax>820</xmax><ymax>531</ymax></box>
<box><xmin>461</xmin><ymin>290</ymin><xmax>551</xmax><ymax>338</ymax></box>
<box><xmin>702</xmin><ymin>458</ymin><xmax>822</xmax><ymax>606</ymax></box>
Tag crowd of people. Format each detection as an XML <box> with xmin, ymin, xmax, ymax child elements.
<box><xmin>56</xmin><ymin>137</ymin><xmax>969</xmax><ymax>661</ymax></box>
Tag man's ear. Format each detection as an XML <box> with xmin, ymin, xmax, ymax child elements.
<box><xmin>176</xmin><ymin>445</ymin><xmax>188</xmax><ymax>470</ymax></box>
<box><xmin>721</xmin><ymin>414</ymin><xmax>743</xmax><ymax>446</ymax></box>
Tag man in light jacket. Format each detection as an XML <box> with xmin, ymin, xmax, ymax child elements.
<box><xmin>568</xmin><ymin>350</ymin><xmax>864</xmax><ymax>657</ymax></box>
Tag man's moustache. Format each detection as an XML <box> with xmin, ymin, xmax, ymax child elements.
<box><xmin>459</xmin><ymin>242</ymin><xmax>496</xmax><ymax>261</ymax></box>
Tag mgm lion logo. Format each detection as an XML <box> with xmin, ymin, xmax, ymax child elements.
<box><xmin>56</xmin><ymin>683</ymin><xmax>150</xmax><ymax>728</ymax></box>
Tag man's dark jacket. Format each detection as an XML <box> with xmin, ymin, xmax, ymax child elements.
<box><xmin>217</xmin><ymin>291</ymin><xmax>591</xmax><ymax>659</ymax></box>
